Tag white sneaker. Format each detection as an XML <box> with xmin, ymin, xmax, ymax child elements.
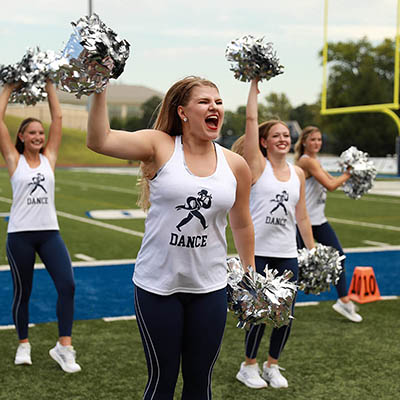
<box><xmin>49</xmin><ymin>342</ymin><xmax>81</xmax><ymax>373</ymax></box>
<box><xmin>15</xmin><ymin>343</ymin><xmax>32</xmax><ymax>365</ymax></box>
<box><xmin>332</xmin><ymin>299</ymin><xmax>362</xmax><ymax>323</ymax></box>
<box><xmin>262</xmin><ymin>363</ymin><xmax>288</xmax><ymax>388</ymax></box>
<box><xmin>236</xmin><ymin>362</ymin><xmax>268</xmax><ymax>389</ymax></box>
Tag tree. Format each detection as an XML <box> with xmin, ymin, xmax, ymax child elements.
<box><xmin>320</xmin><ymin>37</ymin><xmax>397</xmax><ymax>156</ymax></box>
<box><xmin>290</xmin><ymin>103</ymin><xmax>321</xmax><ymax>129</ymax></box>
<box><xmin>109</xmin><ymin>95</ymin><xmax>163</xmax><ymax>132</ymax></box>
<box><xmin>140</xmin><ymin>95</ymin><xmax>162</xmax><ymax>128</ymax></box>
<box><xmin>219</xmin><ymin>107</ymin><xmax>246</xmax><ymax>149</ymax></box>
<box><xmin>261</xmin><ymin>92</ymin><xmax>292</xmax><ymax>121</ymax></box>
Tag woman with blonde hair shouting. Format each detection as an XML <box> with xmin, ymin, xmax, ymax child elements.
<box><xmin>87</xmin><ymin>75</ymin><xmax>255</xmax><ymax>400</ymax></box>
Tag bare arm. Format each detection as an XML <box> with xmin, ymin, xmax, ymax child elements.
<box><xmin>295</xmin><ymin>166</ymin><xmax>315</xmax><ymax>250</ymax></box>
<box><xmin>87</xmin><ymin>88</ymin><xmax>169</xmax><ymax>163</ymax></box>
<box><xmin>297</xmin><ymin>156</ymin><xmax>350</xmax><ymax>191</ymax></box>
<box><xmin>244</xmin><ymin>79</ymin><xmax>265</xmax><ymax>184</ymax></box>
<box><xmin>226</xmin><ymin>150</ymin><xmax>255</xmax><ymax>270</ymax></box>
<box><xmin>43</xmin><ymin>81</ymin><xmax>62</xmax><ymax>170</ymax></box>
<box><xmin>0</xmin><ymin>83</ymin><xmax>19</xmax><ymax>176</ymax></box>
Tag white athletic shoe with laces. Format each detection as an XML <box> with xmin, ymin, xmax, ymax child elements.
<box><xmin>262</xmin><ymin>363</ymin><xmax>288</xmax><ymax>388</ymax></box>
<box><xmin>332</xmin><ymin>299</ymin><xmax>362</xmax><ymax>322</ymax></box>
<box><xmin>49</xmin><ymin>342</ymin><xmax>81</xmax><ymax>373</ymax></box>
<box><xmin>236</xmin><ymin>362</ymin><xmax>268</xmax><ymax>389</ymax></box>
<box><xmin>15</xmin><ymin>342</ymin><xmax>32</xmax><ymax>365</ymax></box>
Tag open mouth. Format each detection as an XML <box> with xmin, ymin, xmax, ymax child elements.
<box><xmin>205</xmin><ymin>115</ymin><xmax>219</xmax><ymax>130</ymax></box>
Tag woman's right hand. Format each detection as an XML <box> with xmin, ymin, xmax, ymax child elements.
<box><xmin>5</xmin><ymin>81</ymin><xmax>22</xmax><ymax>91</ymax></box>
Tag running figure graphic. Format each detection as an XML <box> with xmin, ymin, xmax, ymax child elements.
<box><xmin>28</xmin><ymin>173</ymin><xmax>47</xmax><ymax>195</ymax></box>
<box><xmin>175</xmin><ymin>189</ymin><xmax>212</xmax><ymax>231</ymax></box>
<box><xmin>270</xmin><ymin>190</ymin><xmax>289</xmax><ymax>216</ymax></box>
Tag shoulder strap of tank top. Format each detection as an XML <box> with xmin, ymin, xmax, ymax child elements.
<box><xmin>174</xmin><ymin>135</ymin><xmax>184</xmax><ymax>161</ymax></box>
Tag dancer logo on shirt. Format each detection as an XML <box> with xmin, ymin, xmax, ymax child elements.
<box><xmin>26</xmin><ymin>173</ymin><xmax>49</xmax><ymax>205</ymax></box>
<box><xmin>28</xmin><ymin>173</ymin><xmax>47</xmax><ymax>195</ymax></box>
<box><xmin>318</xmin><ymin>187</ymin><xmax>327</xmax><ymax>204</ymax></box>
<box><xmin>169</xmin><ymin>189</ymin><xmax>212</xmax><ymax>248</ymax></box>
<box><xmin>265</xmin><ymin>190</ymin><xmax>288</xmax><ymax>226</ymax></box>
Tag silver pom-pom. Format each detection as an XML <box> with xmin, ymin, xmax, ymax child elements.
<box><xmin>59</xmin><ymin>13</ymin><xmax>131</xmax><ymax>98</ymax></box>
<box><xmin>338</xmin><ymin>146</ymin><xmax>377</xmax><ymax>199</ymax></box>
<box><xmin>297</xmin><ymin>244</ymin><xmax>344</xmax><ymax>295</ymax></box>
<box><xmin>0</xmin><ymin>47</ymin><xmax>65</xmax><ymax>105</ymax></box>
<box><xmin>225</xmin><ymin>35</ymin><xmax>284</xmax><ymax>82</ymax></box>
<box><xmin>227</xmin><ymin>258</ymin><xmax>296</xmax><ymax>329</ymax></box>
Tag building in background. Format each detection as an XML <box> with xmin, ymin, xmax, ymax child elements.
<box><xmin>5</xmin><ymin>83</ymin><xmax>164</xmax><ymax>131</ymax></box>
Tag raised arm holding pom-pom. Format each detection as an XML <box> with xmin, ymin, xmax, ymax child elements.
<box><xmin>88</xmin><ymin>76</ymin><xmax>255</xmax><ymax>399</ymax></box>
<box><xmin>294</xmin><ymin>127</ymin><xmax>362</xmax><ymax>323</ymax></box>
<box><xmin>232</xmin><ymin>78</ymin><xmax>314</xmax><ymax>390</ymax></box>
<box><xmin>0</xmin><ymin>81</ymin><xmax>81</xmax><ymax>373</ymax></box>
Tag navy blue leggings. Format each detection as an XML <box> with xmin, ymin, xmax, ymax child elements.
<box><xmin>296</xmin><ymin>222</ymin><xmax>347</xmax><ymax>298</ymax></box>
<box><xmin>245</xmin><ymin>256</ymin><xmax>298</xmax><ymax>361</ymax></box>
<box><xmin>6</xmin><ymin>230</ymin><xmax>75</xmax><ymax>340</ymax></box>
<box><xmin>134</xmin><ymin>286</ymin><xmax>227</xmax><ymax>400</ymax></box>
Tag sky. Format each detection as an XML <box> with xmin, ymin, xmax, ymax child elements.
<box><xmin>0</xmin><ymin>0</ymin><xmax>398</xmax><ymax>111</ymax></box>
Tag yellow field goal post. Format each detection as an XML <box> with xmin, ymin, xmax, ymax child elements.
<box><xmin>321</xmin><ymin>0</ymin><xmax>400</xmax><ymax>174</ymax></box>
<box><xmin>321</xmin><ymin>0</ymin><xmax>400</xmax><ymax>124</ymax></box>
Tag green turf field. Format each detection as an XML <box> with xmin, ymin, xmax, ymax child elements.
<box><xmin>1</xmin><ymin>168</ymin><xmax>400</xmax><ymax>263</ymax></box>
<box><xmin>1</xmin><ymin>168</ymin><xmax>400</xmax><ymax>400</ymax></box>
<box><xmin>0</xmin><ymin>299</ymin><xmax>399</xmax><ymax>400</ymax></box>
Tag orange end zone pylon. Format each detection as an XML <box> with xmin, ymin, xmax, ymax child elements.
<box><xmin>348</xmin><ymin>266</ymin><xmax>381</xmax><ymax>304</ymax></box>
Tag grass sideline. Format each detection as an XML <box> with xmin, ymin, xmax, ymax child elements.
<box><xmin>2</xmin><ymin>115</ymin><xmax>131</xmax><ymax>166</ymax></box>
<box><xmin>0</xmin><ymin>299</ymin><xmax>399</xmax><ymax>400</ymax></box>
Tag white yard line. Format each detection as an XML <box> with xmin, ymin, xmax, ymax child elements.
<box><xmin>362</xmin><ymin>240</ymin><xmax>390</xmax><ymax>247</ymax></box>
<box><xmin>329</xmin><ymin>193</ymin><xmax>400</xmax><ymax>204</ymax></box>
<box><xmin>0</xmin><ymin>259</ymin><xmax>137</xmax><ymax>271</ymax></box>
<box><xmin>344</xmin><ymin>245</ymin><xmax>400</xmax><ymax>253</ymax></box>
<box><xmin>329</xmin><ymin>217</ymin><xmax>400</xmax><ymax>232</ymax></box>
<box><xmin>56</xmin><ymin>211</ymin><xmax>144</xmax><ymax>237</ymax></box>
<box><xmin>74</xmin><ymin>253</ymin><xmax>96</xmax><ymax>261</ymax></box>
<box><xmin>0</xmin><ymin>196</ymin><xmax>12</xmax><ymax>204</ymax></box>
<box><xmin>295</xmin><ymin>301</ymin><xmax>320</xmax><ymax>307</ymax></box>
<box><xmin>57</xmin><ymin>179</ymin><xmax>139</xmax><ymax>195</ymax></box>
<box><xmin>0</xmin><ymin>323</ymin><xmax>35</xmax><ymax>331</ymax></box>
<box><xmin>103</xmin><ymin>315</ymin><xmax>136</xmax><ymax>322</ymax></box>
<box><xmin>0</xmin><ymin>197</ymin><xmax>145</xmax><ymax>239</ymax></box>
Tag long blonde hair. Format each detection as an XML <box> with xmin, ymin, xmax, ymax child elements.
<box><xmin>137</xmin><ymin>76</ymin><xmax>219</xmax><ymax>210</ymax></box>
<box><xmin>230</xmin><ymin>119</ymin><xmax>288</xmax><ymax>158</ymax></box>
<box><xmin>294</xmin><ymin>126</ymin><xmax>320</xmax><ymax>162</ymax></box>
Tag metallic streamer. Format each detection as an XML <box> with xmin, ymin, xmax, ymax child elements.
<box><xmin>225</xmin><ymin>35</ymin><xmax>284</xmax><ymax>82</ymax></box>
<box><xmin>0</xmin><ymin>47</ymin><xmax>65</xmax><ymax>105</ymax></box>
<box><xmin>59</xmin><ymin>13</ymin><xmax>130</xmax><ymax>98</ymax></box>
<box><xmin>338</xmin><ymin>146</ymin><xmax>377</xmax><ymax>199</ymax></box>
<box><xmin>227</xmin><ymin>258</ymin><xmax>296</xmax><ymax>330</ymax></box>
<box><xmin>297</xmin><ymin>244</ymin><xmax>344</xmax><ymax>295</ymax></box>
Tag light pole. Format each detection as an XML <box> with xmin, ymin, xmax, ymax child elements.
<box><xmin>86</xmin><ymin>0</ymin><xmax>93</xmax><ymax>112</ymax></box>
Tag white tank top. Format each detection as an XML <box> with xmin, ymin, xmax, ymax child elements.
<box><xmin>250</xmin><ymin>159</ymin><xmax>300</xmax><ymax>258</ymax></box>
<box><xmin>301</xmin><ymin>155</ymin><xmax>327</xmax><ymax>226</ymax></box>
<box><xmin>8</xmin><ymin>154</ymin><xmax>59</xmax><ymax>233</ymax></box>
<box><xmin>133</xmin><ymin>136</ymin><xmax>237</xmax><ymax>295</ymax></box>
